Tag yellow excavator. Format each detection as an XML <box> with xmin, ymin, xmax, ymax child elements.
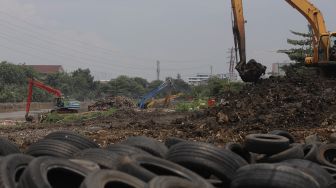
<box><xmin>231</xmin><ymin>0</ymin><xmax>336</xmax><ymax>82</ymax></box>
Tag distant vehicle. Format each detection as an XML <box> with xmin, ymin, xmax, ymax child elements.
<box><xmin>25</xmin><ymin>78</ymin><xmax>80</xmax><ymax>121</ymax></box>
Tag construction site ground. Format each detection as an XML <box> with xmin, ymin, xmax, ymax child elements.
<box><xmin>1</xmin><ymin>67</ymin><xmax>336</xmax><ymax>149</ymax></box>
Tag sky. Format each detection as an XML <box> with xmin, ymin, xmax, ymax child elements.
<box><xmin>0</xmin><ymin>0</ymin><xmax>335</xmax><ymax>81</ymax></box>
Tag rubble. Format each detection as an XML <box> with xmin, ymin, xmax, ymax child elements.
<box><xmin>88</xmin><ymin>96</ymin><xmax>135</xmax><ymax>111</ymax></box>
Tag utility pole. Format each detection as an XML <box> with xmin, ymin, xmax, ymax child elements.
<box><xmin>210</xmin><ymin>65</ymin><xmax>213</xmax><ymax>76</ymax></box>
<box><xmin>227</xmin><ymin>47</ymin><xmax>236</xmax><ymax>81</ymax></box>
<box><xmin>156</xmin><ymin>60</ymin><xmax>160</xmax><ymax>80</ymax></box>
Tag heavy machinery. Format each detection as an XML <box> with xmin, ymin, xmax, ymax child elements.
<box><xmin>231</xmin><ymin>0</ymin><xmax>266</xmax><ymax>82</ymax></box>
<box><xmin>145</xmin><ymin>93</ymin><xmax>183</xmax><ymax>108</ymax></box>
<box><xmin>25</xmin><ymin>78</ymin><xmax>80</xmax><ymax>121</ymax></box>
<box><xmin>138</xmin><ymin>79</ymin><xmax>173</xmax><ymax>109</ymax></box>
<box><xmin>231</xmin><ymin>0</ymin><xmax>336</xmax><ymax>82</ymax></box>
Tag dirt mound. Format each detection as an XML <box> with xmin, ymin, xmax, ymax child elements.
<box><xmin>200</xmin><ymin>68</ymin><xmax>336</xmax><ymax>132</ymax></box>
<box><xmin>88</xmin><ymin>96</ymin><xmax>135</xmax><ymax>111</ymax></box>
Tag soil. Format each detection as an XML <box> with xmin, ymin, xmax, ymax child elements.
<box><xmin>1</xmin><ymin>66</ymin><xmax>336</xmax><ymax>150</ymax></box>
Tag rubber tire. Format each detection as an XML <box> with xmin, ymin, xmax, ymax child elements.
<box><xmin>0</xmin><ymin>154</ymin><xmax>33</xmax><ymax>188</ymax></box>
<box><xmin>164</xmin><ymin>137</ymin><xmax>188</xmax><ymax>148</ymax></box>
<box><xmin>45</xmin><ymin>131</ymin><xmax>99</xmax><ymax>150</ymax></box>
<box><xmin>117</xmin><ymin>154</ymin><xmax>213</xmax><ymax>188</ymax></box>
<box><xmin>230</xmin><ymin>163</ymin><xmax>320</xmax><ymax>188</ymax></box>
<box><xmin>26</xmin><ymin>139</ymin><xmax>81</xmax><ymax>158</ymax></box>
<box><xmin>106</xmin><ymin>144</ymin><xmax>150</xmax><ymax>156</ymax></box>
<box><xmin>224</xmin><ymin>142</ymin><xmax>252</xmax><ymax>163</ymax></box>
<box><xmin>303</xmin><ymin>143</ymin><xmax>321</xmax><ymax>162</ymax></box>
<box><xmin>257</xmin><ymin>144</ymin><xmax>304</xmax><ymax>163</ymax></box>
<box><xmin>80</xmin><ymin>170</ymin><xmax>146</xmax><ymax>188</ymax></box>
<box><xmin>74</xmin><ymin>148</ymin><xmax>121</xmax><ymax>169</ymax></box>
<box><xmin>18</xmin><ymin>156</ymin><xmax>91</xmax><ymax>188</ymax></box>
<box><xmin>166</xmin><ymin>142</ymin><xmax>247</xmax><ymax>187</ymax></box>
<box><xmin>121</xmin><ymin>136</ymin><xmax>168</xmax><ymax>158</ymax></box>
<box><xmin>315</xmin><ymin>144</ymin><xmax>336</xmax><ymax>168</ymax></box>
<box><xmin>244</xmin><ymin>134</ymin><xmax>290</xmax><ymax>155</ymax></box>
<box><xmin>69</xmin><ymin>159</ymin><xmax>100</xmax><ymax>172</ymax></box>
<box><xmin>329</xmin><ymin>133</ymin><xmax>336</xmax><ymax>143</ymax></box>
<box><xmin>269</xmin><ymin>130</ymin><xmax>295</xmax><ymax>143</ymax></box>
<box><xmin>147</xmin><ymin>176</ymin><xmax>200</xmax><ymax>188</ymax></box>
<box><xmin>281</xmin><ymin>159</ymin><xmax>334</xmax><ymax>188</ymax></box>
<box><xmin>0</xmin><ymin>138</ymin><xmax>20</xmax><ymax>155</ymax></box>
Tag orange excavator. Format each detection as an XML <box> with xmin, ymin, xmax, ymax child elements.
<box><xmin>25</xmin><ymin>78</ymin><xmax>80</xmax><ymax>121</ymax></box>
<box><xmin>231</xmin><ymin>0</ymin><xmax>336</xmax><ymax>82</ymax></box>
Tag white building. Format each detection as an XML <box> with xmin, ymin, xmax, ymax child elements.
<box><xmin>272</xmin><ymin>61</ymin><xmax>293</xmax><ymax>76</ymax></box>
<box><xmin>188</xmin><ymin>73</ymin><xmax>229</xmax><ymax>86</ymax></box>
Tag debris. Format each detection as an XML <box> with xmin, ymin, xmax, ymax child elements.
<box><xmin>88</xmin><ymin>96</ymin><xmax>135</xmax><ymax>111</ymax></box>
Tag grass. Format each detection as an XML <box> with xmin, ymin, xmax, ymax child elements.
<box><xmin>175</xmin><ymin>99</ymin><xmax>208</xmax><ymax>112</ymax></box>
<box><xmin>42</xmin><ymin>108</ymin><xmax>117</xmax><ymax>124</ymax></box>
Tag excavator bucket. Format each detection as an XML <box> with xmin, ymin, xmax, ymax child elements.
<box><xmin>236</xmin><ymin>59</ymin><xmax>267</xmax><ymax>82</ymax></box>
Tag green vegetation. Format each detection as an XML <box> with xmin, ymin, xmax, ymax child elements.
<box><xmin>175</xmin><ymin>99</ymin><xmax>207</xmax><ymax>112</ymax></box>
<box><xmin>278</xmin><ymin>26</ymin><xmax>313</xmax><ymax>63</ymax></box>
<box><xmin>42</xmin><ymin>108</ymin><xmax>117</xmax><ymax>123</ymax></box>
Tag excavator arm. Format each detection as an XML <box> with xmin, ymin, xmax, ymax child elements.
<box><xmin>25</xmin><ymin>78</ymin><xmax>62</xmax><ymax>121</ymax></box>
<box><xmin>284</xmin><ymin>0</ymin><xmax>330</xmax><ymax>64</ymax></box>
<box><xmin>231</xmin><ymin>0</ymin><xmax>266</xmax><ymax>82</ymax></box>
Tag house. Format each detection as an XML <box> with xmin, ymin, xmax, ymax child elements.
<box><xmin>271</xmin><ymin>62</ymin><xmax>292</xmax><ymax>76</ymax></box>
<box><xmin>27</xmin><ymin>65</ymin><xmax>64</xmax><ymax>74</ymax></box>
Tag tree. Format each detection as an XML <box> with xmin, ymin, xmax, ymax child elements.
<box><xmin>278</xmin><ymin>25</ymin><xmax>313</xmax><ymax>63</ymax></box>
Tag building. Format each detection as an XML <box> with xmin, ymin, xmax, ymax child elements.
<box><xmin>26</xmin><ymin>65</ymin><xmax>64</xmax><ymax>74</ymax></box>
<box><xmin>271</xmin><ymin>62</ymin><xmax>292</xmax><ymax>76</ymax></box>
<box><xmin>188</xmin><ymin>73</ymin><xmax>229</xmax><ymax>86</ymax></box>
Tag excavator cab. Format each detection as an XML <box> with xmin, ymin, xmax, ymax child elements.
<box><xmin>329</xmin><ymin>33</ymin><xmax>336</xmax><ymax>62</ymax></box>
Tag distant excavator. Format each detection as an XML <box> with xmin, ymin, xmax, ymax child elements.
<box><xmin>231</xmin><ymin>0</ymin><xmax>336</xmax><ymax>82</ymax></box>
<box><xmin>25</xmin><ymin>78</ymin><xmax>80</xmax><ymax>121</ymax></box>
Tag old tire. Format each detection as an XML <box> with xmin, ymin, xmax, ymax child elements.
<box><xmin>225</xmin><ymin>142</ymin><xmax>252</xmax><ymax>163</ymax></box>
<box><xmin>0</xmin><ymin>138</ymin><xmax>20</xmax><ymax>155</ymax></box>
<box><xmin>269</xmin><ymin>130</ymin><xmax>295</xmax><ymax>143</ymax></box>
<box><xmin>315</xmin><ymin>144</ymin><xmax>336</xmax><ymax>168</ymax></box>
<box><xmin>281</xmin><ymin>159</ymin><xmax>334</xmax><ymax>188</ymax></box>
<box><xmin>258</xmin><ymin>144</ymin><xmax>304</xmax><ymax>163</ymax></box>
<box><xmin>118</xmin><ymin>154</ymin><xmax>212</xmax><ymax>188</ymax></box>
<box><xmin>303</xmin><ymin>143</ymin><xmax>321</xmax><ymax>162</ymax></box>
<box><xmin>244</xmin><ymin>134</ymin><xmax>290</xmax><ymax>155</ymax></box>
<box><xmin>80</xmin><ymin>170</ymin><xmax>146</xmax><ymax>188</ymax></box>
<box><xmin>121</xmin><ymin>136</ymin><xmax>168</xmax><ymax>158</ymax></box>
<box><xmin>26</xmin><ymin>139</ymin><xmax>81</xmax><ymax>158</ymax></box>
<box><xmin>18</xmin><ymin>157</ymin><xmax>91</xmax><ymax>188</ymax></box>
<box><xmin>164</xmin><ymin>137</ymin><xmax>188</xmax><ymax>148</ymax></box>
<box><xmin>166</xmin><ymin>142</ymin><xmax>247</xmax><ymax>187</ymax></box>
<box><xmin>45</xmin><ymin>131</ymin><xmax>99</xmax><ymax>150</ymax></box>
<box><xmin>329</xmin><ymin>133</ymin><xmax>336</xmax><ymax>143</ymax></box>
<box><xmin>231</xmin><ymin>164</ymin><xmax>320</xmax><ymax>188</ymax></box>
<box><xmin>74</xmin><ymin>148</ymin><xmax>121</xmax><ymax>169</ymax></box>
<box><xmin>106</xmin><ymin>144</ymin><xmax>150</xmax><ymax>156</ymax></box>
<box><xmin>0</xmin><ymin>154</ymin><xmax>33</xmax><ymax>188</ymax></box>
<box><xmin>147</xmin><ymin>176</ymin><xmax>200</xmax><ymax>188</ymax></box>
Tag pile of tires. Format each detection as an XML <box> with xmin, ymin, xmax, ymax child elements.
<box><xmin>0</xmin><ymin>130</ymin><xmax>334</xmax><ymax>187</ymax></box>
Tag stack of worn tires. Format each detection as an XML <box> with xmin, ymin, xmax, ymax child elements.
<box><xmin>0</xmin><ymin>130</ymin><xmax>335</xmax><ymax>187</ymax></box>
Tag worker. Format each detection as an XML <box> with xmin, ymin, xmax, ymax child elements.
<box><xmin>331</xmin><ymin>40</ymin><xmax>336</xmax><ymax>61</ymax></box>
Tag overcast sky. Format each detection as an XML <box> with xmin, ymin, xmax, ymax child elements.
<box><xmin>0</xmin><ymin>0</ymin><xmax>335</xmax><ymax>81</ymax></box>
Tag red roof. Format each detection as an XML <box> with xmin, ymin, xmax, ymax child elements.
<box><xmin>27</xmin><ymin>65</ymin><xmax>64</xmax><ymax>74</ymax></box>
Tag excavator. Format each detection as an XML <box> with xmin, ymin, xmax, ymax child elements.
<box><xmin>231</xmin><ymin>0</ymin><xmax>336</xmax><ymax>82</ymax></box>
<box><xmin>25</xmin><ymin>78</ymin><xmax>80</xmax><ymax>121</ymax></box>
<box><xmin>138</xmin><ymin>79</ymin><xmax>174</xmax><ymax>109</ymax></box>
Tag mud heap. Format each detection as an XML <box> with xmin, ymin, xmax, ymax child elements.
<box><xmin>209</xmin><ymin>67</ymin><xmax>336</xmax><ymax>130</ymax></box>
<box><xmin>88</xmin><ymin>96</ymin><xmax>135</xmax><ymax>111</ymax></box>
